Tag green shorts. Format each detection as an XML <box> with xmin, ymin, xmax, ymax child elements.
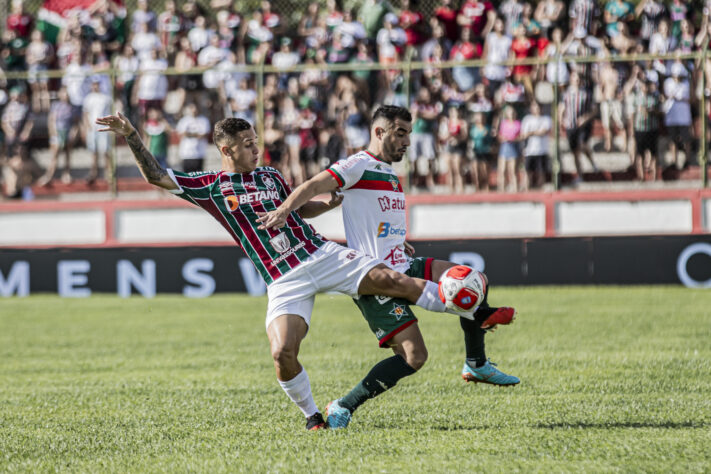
<box><xmin>353</xmin><ymin>257</ymin><xmax>434</xmax><ymax>347</ymax></box>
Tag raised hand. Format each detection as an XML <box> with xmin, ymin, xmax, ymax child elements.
<box><xmin>96</xmin><ymin>112</ymin><xmax>136</xmax><ymax>137</ymax></box>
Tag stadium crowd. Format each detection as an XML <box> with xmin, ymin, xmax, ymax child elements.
<box><xmin>1</xmin><ymin>0</ymin><xmax>710</xmax><ymax>198</ymax></box>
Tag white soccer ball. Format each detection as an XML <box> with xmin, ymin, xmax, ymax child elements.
<box><xmin>438</xmin><ymin>265</ymin><xmax>487</xmax><ymax>312</ymax></box>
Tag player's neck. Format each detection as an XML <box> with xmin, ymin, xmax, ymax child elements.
<box><xmin>365</xmin><ymin>147</ymin><xmax>390</xmax><ymax>164</ymax></box>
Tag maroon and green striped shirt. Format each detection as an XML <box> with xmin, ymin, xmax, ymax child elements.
<box><xmin>168</xmin><ymin>167</ymin><xmax>327</xmax><ymax>285</ymax></box>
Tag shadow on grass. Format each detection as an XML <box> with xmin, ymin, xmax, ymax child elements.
<box><xmin>535</xmin><ymin>421</ymin><xmax>707</xmax><ymax>430</ymax></box>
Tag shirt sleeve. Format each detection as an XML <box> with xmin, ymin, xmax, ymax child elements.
<box><xmin>166</xmin><ymin>168</ymin><xmax>221</xmax><ymax>204</ymax></box>
<box><xmin>326</xmin><ymin>154</ymin><xmax>370</xmax><ymax>190</ymax></box>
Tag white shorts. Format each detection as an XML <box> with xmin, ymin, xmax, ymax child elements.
<box><xmin>265</xmin><ymin>241</ymin><xmax>380</xmax><ymax>330</ymax></box>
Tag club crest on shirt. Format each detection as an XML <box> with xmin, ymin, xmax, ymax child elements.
<box><xmin>389</xmin><ymin>176</ymin><xmax>400</xmax><ymax>192</ymax></box>
<box><xmin>270</xmin><ymin>232</ymin><xmax>291</xmax><ymax>254</ymax></box>
<box><xmin>262</xmin><ymin>176</ymin><xmax>276</xmax><ymax>189</ymax></box>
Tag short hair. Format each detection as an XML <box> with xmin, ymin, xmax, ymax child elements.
<box><xmin>213</xmin><ymin>118</ymin><xmax>252</xmax><ymax>145</ymax></box>
<box><xmin>371</xmin><ymin>105</ymin><xmax>412</xmax><ymax>127</ymax></box>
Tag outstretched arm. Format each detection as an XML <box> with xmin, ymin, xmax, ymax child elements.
<box><xmin>298</xmin><ymin>191</ymin><xmax>344</xmax><ymax>219</ymax></box>
<box><xmin>257</xmin><ymin>170</ymin><xmax>340</xmax><ymax>229</ymax></box>
<box><xmin>95</xmin><ymin>112</ymin><xmax>178</xmax><ymax>191</ymax></box>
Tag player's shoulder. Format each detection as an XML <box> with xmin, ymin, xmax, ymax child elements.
<box><xmin>256</xmin><ymin>166</ymin><xmax>282</xmax><ymax>176</ymax></box>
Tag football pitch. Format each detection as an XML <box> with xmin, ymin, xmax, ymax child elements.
<box><xmin>1</xmin><ymin>287</ymin><xmax>710</xmax><ymax>473</ymax></box>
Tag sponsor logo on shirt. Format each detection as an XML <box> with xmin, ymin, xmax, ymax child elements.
<box><xmin>377</xmin><ymin>222</ymin><xmax>407</xmax><ymax>238</ymax></box>
<box><xmin>269</xmin><ymin>232</ymin><xmax>291</xmax><ymax>254</ymax></box>
<box><xmin>378</xmin><ymin>196</ymin><xmax>406</xmax><ymax>212</ymax></box>
<box><xmin>224</xmin><ymin>190</ymin><xmax>280</xmax><ymax>211</ymax></box>
<box><xmin>271</xmin><ymin>241</ymin><xmax>307</xmax><ymax>266</ymax></box>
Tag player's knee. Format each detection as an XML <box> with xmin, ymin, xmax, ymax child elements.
<box><xmin>404</xmin><ymin>346</ymin><xmax>428</xmax><ymax>371</ymax></box>
<box><xmin>271</xmin><ymin>343</ymin><xmax>298</xmax><ymax>367</ymax></box>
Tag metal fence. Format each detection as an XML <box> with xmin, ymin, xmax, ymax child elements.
<box><xmin>2</xmin><ymin>51</ymin><xmax>710</xmax><ymax>197</ymax></box>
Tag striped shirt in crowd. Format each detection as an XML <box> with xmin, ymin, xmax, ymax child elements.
<box><xmin>562</xmin><ymin>87</ymin><xmax>592</xmax><ymax>130</ymax></box>
<box><xmin>569</xmin><ymin>0</ymin><xmax>599</xmax><ymax>38</ymax></box>
<box><xmin>634</xmin><ymin>91</ymin><xmax>661</xmax><ymax>132</ymax></box>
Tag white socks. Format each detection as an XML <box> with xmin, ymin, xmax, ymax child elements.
<box><xmin>278</xmin><ymin>368</ymin><xmax>319</xmax><ymax>418</ymax></box>
<box><xmin>415</xmin><ymin>280</ymin><xmax>447</xmax><ymax>313</ymax></box>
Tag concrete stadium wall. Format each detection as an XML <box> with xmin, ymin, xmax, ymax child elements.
<box><xmin>0</xmin><ymin>190</ymin><xmax>709</xmax><ymax>247</ymax></box>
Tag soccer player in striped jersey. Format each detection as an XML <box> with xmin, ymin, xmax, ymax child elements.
<box><xmin>258</xmin><ymin>106</ymin><xmax>518</xmax><ymax>430</ymax></box>
<box><xmin>95</xmin><ymin>112</ymin><xmax>463</xmax><ymax>431</ymax></box>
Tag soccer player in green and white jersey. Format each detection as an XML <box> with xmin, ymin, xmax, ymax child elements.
<box><xmin>96</xmin><ymin>112</ymin><xmax>466</xmax><ymax>431</ymax></box>
<box><xmin>259</xmin><ymin>106</ymin><xmax>518</xmax><ymax>430</ymax></box>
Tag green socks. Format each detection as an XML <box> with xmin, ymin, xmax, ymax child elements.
<box><xmin>339</xmin><ymin>355</ymin><xmax>417</xmax><ymax>413</ymax></box>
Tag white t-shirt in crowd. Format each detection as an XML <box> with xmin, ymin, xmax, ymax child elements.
<box><xmin>131</xmin><ymin>31</ymin><xmax>162</xmax><ymax>62</ymax></box>
<box><xmin>663</xmin><ymin>77</ymin><xmax>691</xmax><ymax>126</ymax></box>
<box><xmin>483</xmin><ymin>33</ymin><xmax>512</xmax><ymax>81</ymax></box>
<box><xmin>137</xmin><ymin>58</ymin><xmax>168</xmax><ymax>101</ymax></box>
<box><xmin>62</xmin><ymin>63</ymin><xmax>91</xmax><ymax>106</ymax></box>
<box><xmin>176</xmin><ymin>115</ymin><xmax>211</xmax><ymax>160</ymax></box>
<box><xmin>83</xmin><ymin>91</ymin><xmax>113</xmax><ymax>123</ymax></box>
<box><xmin>521</xmin><ymin>115</ymin><xmax>552</xmax><ymax>156</ymax></box>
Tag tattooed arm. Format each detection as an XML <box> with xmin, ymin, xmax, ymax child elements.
<box><xmin>96</xmin><ymin>112</ymin><xmax>178</xmax><ymax>191</ymax></box>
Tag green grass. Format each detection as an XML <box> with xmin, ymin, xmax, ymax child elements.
<box><xmin>1</xmin><ymin>287</ymin><xmax>710</xmax><ymax>473</ymax></box>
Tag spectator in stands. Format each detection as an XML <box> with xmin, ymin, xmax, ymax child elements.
<box><xmin>599</xmin><ymin>56</ymin><xmax>626</xmax><ymax>152</ymax></box>
<box><xmin>631</xmin><ymin>78</ymin><xmax>661</xmax><ymax>181</ymax></box>
<box><xmin>1</xmin><ymin>28</ymin><xmax>27</xmax><ymax>74</ymax></box>
<box><xmin>410</xmin><ymin>87</ymin><xmax>441</xmax><ymax>191</ymax></box>
<box><xmin>143</xmin><ymin>107</ymin><xmax>171</xmax><ymax>169</ymax></box>
<box><xmin>360</xmin><ymin>0</ymin><xmax>393</xmax><ymax>39</ymax></box>
<box><xmin>25</xmin><ymin>30</ymin><xmax>53</xmax><ymax>112</ymax></box>
<box><xmin>663</xmin><ymin>60</ymin><xmax>693</xmax><ymax>171</ymax></box>
<box><xmin>520</xmin><ymin>101</ymin><xmax>552</xmax><ymax>190</ymax></box>
<box><xmin>399</xmin><ymin>0</ymin><xmax>428</xmax><ymax>51</ymax></box>
<box><xmin>113</xmin><ymin>43</ymin><xmax>140</xmax><ymax>123</ymax></box>
<box><xmin>188</xmin><ymin>16</ymin><xmax>212</xmax><ymax>53</ymax></box>
<box><xmin>434</xmin><ymin>0</ymin><xmax>459</xmax><ymax>43</ymax></box>
<box><xmin>535</xmin><ymin>0</ymin><xmax>565</xmax><ymax>36</ymax></box>
<box><xmin>132</xmin><ymin>0</ymin><xmax>157</xmax><ymax>34</ymax></box>
<box><xmin>227</xmin><ymin>77</ymin><xmax>258</xmax><ymax>125</ymax></box>
<box><xmin>261</xmin><ymin>0</ymin><xmax>286</xmax><ymax>37</ymax></box>
<box><xmin>39</xmin><ymin>87</ymin><xmax>75</xmax><ymax>187</ymax></box>
<box><xmin>2</xmin><ymin>85</ymin><xmax>33</xmax><ymax>159</ymax></box>
<box><xmin>560</xmin><ymin>71</ymin><xmax>600</xmax><ymax>185</ymax></box>
<box><xmin>636</xmin><ymin>0</ymin><xmax>666</xmax><ymax>46</ymax></box>
<box><xmin>176</xmin><ymin>103</ymin><xmax>210</xmax><ymax>173</ymax></box>
<box><xmin>510</xmin><ymin>23</ymin><xmax>535</xmax><ymax>96</ymax></box>
<box><xmin>500</xmin><ymin>0</ymin><xmax>525</xmax><ymax>37</ymax></box>
<box><xmin>131</xmin><ymin>21</ymin><xmax>163</xmax><ymax>63</ymax></box>
<box><xmin>604</xmin><ymin>0</ymin><xmax>635</xmax><ymax>39</ymax></box>
<box><xmin>264</xmin><ymin>111</ymin><xmax>286</xmax><ymax>174</ymax></box>
<box><xmin>668</xmin><ymin>0</ymin><xmax>687</xmax><ymax>41</ymax></box>
<box><xmin>497</xmin><ymin>105</ymin><xmax>521</xmax><ymax>192</ymax></box>
<box><xmin>469</xmin><ymin>111</ymin><xmax>494</xmax><ymax>191</ymax></box>
<box><xmin>482</xmin><ymin>17</ymin><xmax>511</xmax><ymax>94</ymax></box>
<box><xmin>6</xmin><ymin>0</ymin><xmax>32</xmax><ymax>40</ymax></box>
<box><xmin>440</xmin><ymin>105</ymin><xmax>468</xmax><ymax>193</ymax></box>
<box><xmin>134</xmin><ymin>49</ymin><xmax>169</xmax><ymax>123</ymax></box>
<box><xmin>569</xmin><ymin>0</ymin><xmax>599</xmax><ymax>39</ymax></box>
<box><xmin>158</xmin><ymin>0</ymin><xmax>183</xmax><ymax>56</ymax></box>
<box><xmin>83</xmin><ymin>77</ymin><xmax>113</xmax><ymax>184</ymax></box>
<box><xmin>450</xmin><ymin>26</ymin><xmax>481</xmax><ymax>92</ymax></box>
<box><xmin>458</xmin><ymin>0</ymin><xmax>495</xmax><ymax>40</ymax></box>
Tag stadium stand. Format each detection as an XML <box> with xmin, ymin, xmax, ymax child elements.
<box><xmin>1</xmin><ymin>0</ymin><xmax>710</xmax><ymax>200</ymax></box>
